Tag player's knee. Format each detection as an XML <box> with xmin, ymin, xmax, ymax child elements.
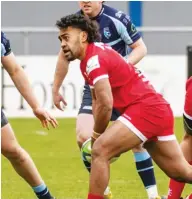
<box><xmin>170</xmin><ymin>174</ymin><xmax>191</xmax><ymax>183</ymax></box>
<box><xmin>92</xmin><ymin>140</ymin><xmax>109</xmax><ymax>161</ymax></box>
<box><xmin>167</xmin><ymin>167</ymin><xmax>192</xmax><ymax>183</ymax></box>
<box><xmin>91</xmin><ymin>144</ymin><xmax>103</xmax><ymax>161</ymax></box>
<box><xmin>76</xmin><ymin>127</ymin><xmax>91</xmax><ymax>148</ymax></box>
<box><xmin>77</xmin><ymin>134</ymin><xmax>90</xmax><ymax>148</ymax></box>
<box><xmin>2</xmin><ymin>143</ymin><xmax>24</xmax><ymax>162</ymax></box>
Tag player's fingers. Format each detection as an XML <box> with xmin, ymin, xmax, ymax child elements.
<box><xmin>59</xmin><ymin>96</ymin><xmax>67</xmax><ymax>106</ymax></box>
<box><xmin>61</xmin><ymin>98</ymin><xmax>67</xmax><ymax>106</ymax></box>
<box><xmin>46</xmin><ymin>115</ymin><xmax>58</xmax><ymax>128</ymax></box>
<box><xmin>41</xmin><ymin>120</ymin><xmax>46</xmax><ymax>128</ymax></box>
<box><xmin>55</xmin><ymin>102</ymin><xmax>64</xmax><ymax>111</ymax></box>
<box><xmin>50</xmin><ymin>117</ymin><xmax>58</xmax><ymax>127</ymax></box>
<box><xmin>49</xmin><ymin>119</ymin><xmax>57</xmax><ymax>128</ymax></box>
<box><xmin>43</xmin><ymin>119</ymin><xmax>49</xmax><ymax>130</ymax></box>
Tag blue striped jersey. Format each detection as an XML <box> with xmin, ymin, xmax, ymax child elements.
<box><xmin>79</xmin><ymin>4</ymin><xmax>141</xmax><ymax>57</ymax></box>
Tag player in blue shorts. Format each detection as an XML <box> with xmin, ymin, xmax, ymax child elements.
<box><xmin>52</xmin><ymin>2</ymin><xmax>160</xmax><ymax>199</ymax></box>
<box><xmin>1</xmin><ymin>31</ymin><xmax>57</xmax><ymax>199</ymax></box>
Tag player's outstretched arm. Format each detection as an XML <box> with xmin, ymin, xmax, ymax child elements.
<box><xmin>52</xmin><ymin>48</ymin><xmax>69</xmax><ymax>111</ymax></box>
<box><xmin>2</xmin><ymin>52</ymin><xmax>58</xmax><ymax>129</ymax></box>
<box><xmin>2</xmin><ymin>52</ymin><xmax>41</xmax><ymax>110</ymax></box>
<box><xmin>92</xmin><ymin>78</ymin><xmax>113</xmax><ymax>137</ymax></box>
<box><xmin>128</xmin><ymin>38</ymin><xmax>147</xmax><ymax>65</ymax></box>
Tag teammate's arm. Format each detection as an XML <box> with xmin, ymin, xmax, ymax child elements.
<box><xmin>128</xmin><ymin>38</ymin><xmax>147</xmax><ymax>65</ymax></box>
<box><xmin>1</xmin><ymin>52</ymin><xmax>58</xmax><ymax>128</ymax></box>
<box><xmin>2</xmin><ymin>53</ymin><xmax>41</xmax><ymax>110</ymax></box>
<box><xmin>117</xmin><ymin>14</ymin><xmax>147</xmax><ymax>65</ymax></box>
<box><xmin>52</xmin><ymin>49</ymin><xmax>69</xmax><ymax>110</ymax></box>
<box><xmin>92</xmin><ymin>78</ymin><xmax>113</xmax><ymax>135</ymax></box>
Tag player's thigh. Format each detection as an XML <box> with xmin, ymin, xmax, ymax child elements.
<box><xmin>77</xmin><ymin>83</ymin><xmax>94</xmax><ymax>137</ymax></box>
<box><xmin>121</xmin><ymin>103</ymin><xmax>174</xmax><ymax>142</ymax></box>
<box><xmin>180</xmin><ymin>132</ymin><xmax>192</xmax><ymax>161</ymax></box>
<box><xmin>94</xmin><ymin>103</ymin><xmax>174</xmax><ymax>159</ymax></box>
<box><xmin>1</xmin><ymin>123</ymin><xmax>19</xmax><ymax>156</ymax></box>
<box><xmin>145</xmin><ymin>140</ymin><xmax>189</xmax><ymax>178</ymax></box>
<box><xmin>111</xmin><ymin>108</ymin><xmax>146</xmax><ymax>153</ymax></box>
<box><xmin>1</xmin><ymin>110</ymin><xmax>18</xmax><ymax>153</ymax></box>
<box><xmin>76</xmin><ymin>113</ymin><xmax>94</xmax><ymax>138</ymax></box>
<box><xmin>93</xmin><ymin>120</ymin><xmax>142</xmax><ymax>159</ymax></box>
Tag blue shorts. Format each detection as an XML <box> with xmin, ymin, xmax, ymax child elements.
<box><xmin>1</xmin><ymin>110</ymin><xmax>8</xmax><ymax>128</ymax></box>
<box><xmin>78</xmin><ymin>83</ymin><xmax>121</xmax><ymax>121</ymax></box>
<box><xmin>183</xmin><ymin>114</ymin><xmax>192</xmax><ymax>136</ymax></box>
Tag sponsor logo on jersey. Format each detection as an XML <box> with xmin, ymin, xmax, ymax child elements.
<box><xmin>131</xmin><ymin>24</ymin><xmax>137</xmax><ymax>33</ymax></box>
<box><xmin>103</xmin><ymin>27</ymin><xmax>111</xmax><ymax>39</ymax></box>
<box><xmin>115</xmin><ymin>11</ymin><xmax>123</xmax><ymax>18</ymax></box>
<box><xmin>86</xmin><ymin>55</ymin><xmax>100</xmax><ymax>75</ymax></box>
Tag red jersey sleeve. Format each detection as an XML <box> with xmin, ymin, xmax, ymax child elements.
<box><xmin>86</xmin><ymin>54</ymin><xmax>109</xmax><ymax>86</ymax></box>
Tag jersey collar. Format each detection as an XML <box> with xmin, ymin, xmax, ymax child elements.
<box><xmin>90</xmin><ymin>6</ymin><xmax>104</xmax><ymax>20</ymax></box>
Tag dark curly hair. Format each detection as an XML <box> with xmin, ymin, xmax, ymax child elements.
<box><xmin>56</xmin><ymin>14</ymin><xmax>101</xmax><ymax>43</ymax></box>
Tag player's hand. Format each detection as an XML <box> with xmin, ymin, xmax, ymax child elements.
<box><xmin>33</xmin><ymin>107</ymin><xmax>58</xmax><ymax>129</ymax></box>
<box><xmin>53</xmin><ymin>91</ymin><xmax>67</xmax><ymax>111</ymax></box>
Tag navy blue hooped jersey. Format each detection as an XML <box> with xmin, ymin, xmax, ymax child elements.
<box><xmin>79</xmin><ymin>4</ymin><xmax>141</xmax><ymax>57</ymax></box>
<box><xmin>1</xmin><ymin>31</ymin><xmax>12</xmax><ymax>57</ymax></box>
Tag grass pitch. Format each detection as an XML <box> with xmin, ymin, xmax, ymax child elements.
<box><xmin>1</xmin><ymin>118</ymin><xmax>191</xmax><ymax>199</ymax></box>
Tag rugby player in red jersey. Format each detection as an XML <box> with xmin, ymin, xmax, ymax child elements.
<box><xmin>53</xmin><ymin>2</ymin><xmax>160</xmax><ymax>199</ymax></box>
<box><xmin>55</xmin><ymin>14</ymin><xmax>192</xmax><ymax>199</ymax></box>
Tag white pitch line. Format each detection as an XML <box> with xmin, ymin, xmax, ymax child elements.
<box><xmin>35</xmin><ymin>130</ymin><xmax>48</xmax><ymax>135</ymax></box>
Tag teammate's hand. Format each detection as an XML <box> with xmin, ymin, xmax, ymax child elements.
<box><xmin>53</xmin><ymin>92</ymin><xmax>67</xmax><ymax>111</ymax></box>
<box><xmin>33</xmin><ymin>108</ymin><xmax>58</xmax><ymax>129</ymax></box>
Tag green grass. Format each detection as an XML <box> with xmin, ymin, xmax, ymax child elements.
<box><xmin>1</xmin><ymin>118</ymin><xmax>191</xmax><ymax>199</ymax></box>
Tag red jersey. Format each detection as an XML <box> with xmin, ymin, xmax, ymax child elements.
<box><xmin>184</xmin><ymin>76</ymin><xmax>192</xmax><ymax>117</ymax></box>
<box><xmin>80</xmin><ymin>42</ymin><xmax>168</xmax><ymax>112</ymax></box>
